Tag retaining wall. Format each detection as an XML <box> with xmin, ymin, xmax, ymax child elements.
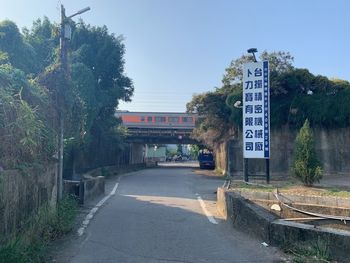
<box><xmin>217</xmin><ymin>187</ymin><xmax>350</xmax><ymax>262</ymax></box>
<box><xmin>0</xmin><ymin>165</ymin><xmax>57</xmax><ymax>241</ymax></box>
<box><xmin>214</xmin><ymin>127</ymin><xmax>350</xmax><ymax>177</ymax></box>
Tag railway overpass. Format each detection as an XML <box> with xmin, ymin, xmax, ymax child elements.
<box><xmin>125</xmin><ymin>127</ymin><xmax>198</xmax><ymax>144</ymax></box>
<box><xmin>117</xmin><ymin>111</ymin><xmax>199</xmax><ymax>144</ymax></box>
<box><xmin>115</xmin><ymin>111</ymin><xmax>200</xmax><ymax>163</ymax></box>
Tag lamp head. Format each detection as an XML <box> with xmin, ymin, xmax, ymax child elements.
<box><xmin>234</xmin><ymin>101</ymin><xmax>242</xmax><ymax>108</ymax></box>
<box><xmin>247</xmin><ymin>48</ymin><xmax>258</xmax><ymax>54</ymax></box>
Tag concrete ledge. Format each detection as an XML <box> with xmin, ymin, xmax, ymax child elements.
<box><xmin>271</xmin><ymin>219</ymin><xmax>350</xmax><ymax>262</ymax></box>
<box><xmin>63</xmin><ymin>180</ymin><xmax>80</xmax><ymax>197</ymax></box>
<box><xmin>82</xmin><ymin>176</ymin><xmax>105</xmax><ymax>203</ymax></box>
<box><xmin>236</xmin><ymin>190</ymin><xmax>350</xmax><ymax>208</ymax></box>
<box><xmin>217</xmin><ymin>187</ymin><xmax>350</xmax><ymax>262</ymax></box>
<box><xmin>64</xmin><ymin>176</ymin><xmax>105</xmax><ymax>204</ymax></box>
<box><xmin>217</xmin><ymin>188</ymin><xmax>277</xmax><ymax>242</ymax></box>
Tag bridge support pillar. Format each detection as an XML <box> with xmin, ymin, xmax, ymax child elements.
<box><xmin>129</xmin><ymin>142</ymin><xmax>145</xmax><ymax>164</ymax></box>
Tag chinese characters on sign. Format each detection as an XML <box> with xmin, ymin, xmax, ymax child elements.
<box><xmin>243</xmin><ymin>61</ymin><xmax>270</xmax><ymax>159</ymax></box>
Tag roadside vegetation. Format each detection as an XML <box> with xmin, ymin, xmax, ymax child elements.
<box><xmin>292</xmin><ymin>119</ymin><xmax>322</xmax><ymax>186</ymax></box>
<box><xmin>230</xmin><ymin>181</ymin><xmax>350</xmax><ymax>199</ymax></box>
<box><xmin>187</xmin><ymin>50</ymin><xmax>350</xmax><ymax>147</ymax></box>
<box><xmin>0</xmin><ymin>17</ymin><xmax>134</xmax><ymax>262</ymax></box>
<box><xmin>0</xmin><ymin>196</ymin><xmax>78</xmax><ymax>263</ymax></box>
<box><xmin>0</xmin><ymin>18</ymin><xmax>133</xmax><ymax>174</ymax></box>
<box><xmin>282</xmin><ymin>238</ymin><xmax>331</xmax><ymax>263</ymax></box>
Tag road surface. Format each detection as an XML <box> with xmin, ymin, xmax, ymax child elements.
<box><xmin>57</xmin><ymin>167</ymin><xmax>287</xmax><ymax>263</ymax></box>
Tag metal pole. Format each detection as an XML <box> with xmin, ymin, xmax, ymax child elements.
<box><xmin>244</xmin><ymin>158</ymin><xmax>249</xmax><ymax>182</ymax></box>
<box><xmin>266</xmin><ymin>159</ymin><xmax>270</xmax><ymax>184</ymax></box>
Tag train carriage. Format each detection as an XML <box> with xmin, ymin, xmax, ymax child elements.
<box><xmin>116</xmin><ymin>111</ymin><xmax>197</xmax><ymax>130</ymax></box>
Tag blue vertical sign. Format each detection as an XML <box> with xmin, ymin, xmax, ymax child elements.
<box><xmin>242</xmin><ymin>61</ymin><xmax>270</xmax><ymax>159</ymax></box>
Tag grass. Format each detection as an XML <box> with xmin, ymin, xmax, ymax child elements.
<box><xmin>282</xmin><ymin>238</ymin><xmax>331</xmax><ymax>263</ymax></box>
<box><xmin>231</xmin><ymin>181</ymin><xmax>276</xmax><ymax>192</ymax></box>
<box><xmin>0</xmin><ymin>195</ymin><xmax>78</xmax><ymax>263</ymax></box>
<box><xmin>321</xmin><ymin>188</ymin><xmax>350</xmax><ymax>198</ymax></box>
<box><xmin>230</xmin><ymin>180</ymin><xmax>350</xmax><ymax>199</ymax></box>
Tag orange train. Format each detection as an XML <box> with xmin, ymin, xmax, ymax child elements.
<box><xmin>116</xmin><ymin>111</ymin><xmax>197</xmax><ymax>129</ymax></box>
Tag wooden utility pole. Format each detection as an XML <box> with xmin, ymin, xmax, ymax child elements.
<box><xmin>58</xmin><ymin>4</ymin><xmax>67</xmax><ymax>200</ymax></box>
<box><xmin>57</xmin><ymin>4</ymin><xmax>90</xmax><ymax>199</ymax></box>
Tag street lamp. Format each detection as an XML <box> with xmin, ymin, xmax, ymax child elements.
<box><xmin>233</xmin><ymin>100</ymin><xmax>242</xmax><ymax>109</ymax></box>
<box><xmin>57</xmin><ymin>5</ymin><xmax>91</xmax><ymax>200</ymax></box>
<box><xmin>247</xmin><ymin>48</ymin><xmax>258</xmax><ymax>62</ymax></box>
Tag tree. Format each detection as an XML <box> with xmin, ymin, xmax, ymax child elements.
<box><xmin>23</xmin><ymin>17</ymin><xmax>59</xmax><ymax>74</ymax></box>
<box><xmin>0</xmin><ymin>18</ymin><xmax>135</xmax><ymax>173</ymax></box>
<box><xmin>70</xmin><ymin>23</ymin><xmax>133</xmax><ymax>141</ymax></box>
<box><xmin>224</xmin><ymin>51</ymin><xmax>350</xmax><ymax>128</ymax></box>
<box><xmin>176</xmin><ymin>144</ymin><xmax>183</xmax><ymax>155</ymax></box>
<box><xmin>0</xmin><ymin>63</ymin><xmax>55</xmax><ymax>168</ymax></box>
<box><xmin>292</xmin><ymin>119</ymin><xmax>322</xmax><ymax>186</ymax></box>
<box><xmin>186</xmin><ymin>86</ymin><xmax>234</xmax><ymax>147</ymax></box>
<box><xmin>223</xmin><ymin>51</ymin><xmax>294</xmax><ymax>96</ymax></box>
<box><xmin>0</xmin><ymin>20</ymin><xmax>39</xmax><ymax>74</ymax></box>
<box><xmin>188</xmin><ymin>145</ymin><xmax>200</xmax><ymax>160</ymax></box>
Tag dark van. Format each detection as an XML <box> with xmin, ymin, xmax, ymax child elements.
<box><xmin>198</xmin><ymin>152</ymin><xmax>215</xmax><ymax>169</ymax></box>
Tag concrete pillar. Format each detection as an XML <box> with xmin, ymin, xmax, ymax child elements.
<box><xmin>130</xmin><ymin>143</ymin><xmax>145</xmax><ymax>164</ymax></box>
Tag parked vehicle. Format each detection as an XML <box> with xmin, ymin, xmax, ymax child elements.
<box><xmin>198</xmin><ymin>152</ymin><xmax>215</xmax><ymax>169</ymax></box>
<box><xmin>174</xmin><ymin>155</ymin><xmax>183</xmax><ymax>162</ymax></box>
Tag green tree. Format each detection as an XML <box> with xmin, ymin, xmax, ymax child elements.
<box><xmin>223</xmin><ymin>51</ymin><xmax>294</xmax><ymax>95</ymax></box>
<box><xmin>224</xmin><ymin>51</ymin><xmax>350</xmax><ymax>128</ymax></box>
<box><xmin>176</xmin><ymin>144</ymin><xmax>183</xmax><ymax>155</ymax></box>
<box><xmin>0</xmin><ymin>63</ymin><xmax>55</xmax><ymax>168</ymax></box>
<box><xmin>68</xmin><ymin>22</ymin><xmax>134</xmax><ymax>169</ymax></box>
<box><xmin>188</xmin><ymin>145</ymin><xmax>200</xmax><ymax>160</ymax></box>
<box><xmin>292</xmin><ymin>119</ymin><xmax>322</xmax><ymax>186</ymax></box>
<box><xmin>186</xmin><ymin>86</ymin><xmax>234</xmax><ymax>147</ymax></box>
<box><xmin>23</xmin><ymin>17</ymin><xmax>59</xmax><ymax>74</ymax></box>
<box><xmin>0</xmin><ymin>20</ymin><xmax>39</xmax><ymax>74</ymax></box>
<box><xmin>0</xmin><ymin>18</ymin><xmax>135</xmax><ymax>173</ymax></box>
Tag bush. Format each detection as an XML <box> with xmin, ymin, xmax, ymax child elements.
<box><xmin>0</xmin><ymin>196</ymin><xmax>78</xmax><ymax>263</ymax></box>
<box><xmin>292</xmin><ymin>119</ymin><xmax>322</xmax><ymax>186</ymax></box>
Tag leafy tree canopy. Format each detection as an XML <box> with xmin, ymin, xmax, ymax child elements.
<box><xmin>0</xmin><ymin>18</ymin><xmax>134</xmax><ymax>171</ymax></box>
<box><xmin>188</xmin><ymin>50</ymin><xmax>350</xmax><ymax>147</ymax></box>
<box><xmin>224</xmin><ymin>51</ymin><xmax>350</xmax><ymax>128</ymax></box>
<box><xmin>0</xmin><ymin>20</ymin><xmax>39</xmax><ymax>74</ymax></box>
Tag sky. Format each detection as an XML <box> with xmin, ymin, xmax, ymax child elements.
<box><xmin>1</xmin><ymin>0</ymin><xmax>349</xmax><ymax>112</ymax></box>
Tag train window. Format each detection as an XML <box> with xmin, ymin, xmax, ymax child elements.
<box><xmin>182</xmin><ymin>117</ymin><xmax>193</xmax><ymax>123</ymax></box>
<box><xmin>155</xmin><ymin>116</ymin><xmax>166</xmax><ymax>122</ymax></box>
<box><xmin>141</xmin><ymin>116</ymin><xmax>145</xmax><ymax>122</ymax></box>
<box><xmin>168</xmin><ymin>117</ymin><xmax>179</xmax><ymax>123</ymax></box>
<box><xmin>147</xmin><ymin>116</ymin><xmax>152</xmax><ymax>122</ymax></box>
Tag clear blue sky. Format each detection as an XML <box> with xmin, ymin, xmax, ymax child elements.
<box><xmin>1</xmin><ymin>0</ymin><xmax>349</xmax><ymax>112</ymax></box>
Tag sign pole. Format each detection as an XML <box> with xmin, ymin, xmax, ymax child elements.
<box><xmin>242</xmin><ymin>49</ymin><xmax>270</xmax><ymax>184</ymax></box>
<box><xmin>266</xmin><ymin>159</ymin><xmax>270</xmax><ymax>184</ymax></box>
<box><xmin>244</xmin><ymin>158</ymin><xmax>249</xmax><ymax>182</ymax></box>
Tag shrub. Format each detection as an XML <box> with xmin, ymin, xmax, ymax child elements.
<box><xmin>0</xmin><ymin>196</ymin><xmax>78</xmax><ymax>263</ymax></box>
<box><xmin>292</xmin><ymin>119</ymin><xmax>322</xmax><ymax>186</ymax></box>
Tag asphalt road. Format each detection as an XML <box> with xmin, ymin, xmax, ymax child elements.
<box><xmin>61</xmin><ymin>167</ymin><xmax>287</xmax><ymax>263</ymax></box>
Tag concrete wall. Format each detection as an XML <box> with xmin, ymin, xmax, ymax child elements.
<box><xmin>80</xmin><ymin>176</ymin><xmax>105</xmax><ymax>204</ymax></box>
<box><xmin>130</xmin><ymin>143</ymin><xmax>144</xmax><ymax>164</ymax></box>
<box><xmin>215</xmin><ymin>127</ymin><xmax>350</xmax><ymax>177</ymax></box>
<box><xmin>217</xmin><ymin>188</ymin><xmax>350</xmax><ymax>262</ymax></box>
<box><xmin>0</xmin><ymin>165</ymin><xmax>57</xmax><ymax>240</ymax></box>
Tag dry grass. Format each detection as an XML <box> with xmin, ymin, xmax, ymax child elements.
<box><xmin>230</xmin><ymin>180</ymin><xmax>350</xmax><ymax>199</ymax></box>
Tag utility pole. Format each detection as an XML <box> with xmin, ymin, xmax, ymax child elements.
<box><xmin>57</xmin><ymin>4</ymin><xmax>67</xmax><ymax>200</ymax></box>
<box><xmin>57</xmin><ymin>4</ymin><xmax>90</xmax><ymax>200</ymax></box>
